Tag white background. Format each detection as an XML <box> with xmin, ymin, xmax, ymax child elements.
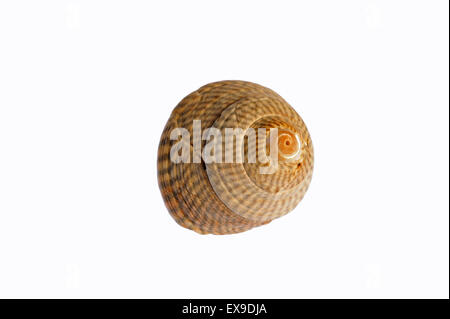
<box><xmin>0</xmin><ymin>1</ymin><xmax>448</xmax><ymax>299</ymax></box>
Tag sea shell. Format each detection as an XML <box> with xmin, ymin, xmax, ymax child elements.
<box><xmin>157</xmin><ymin>81</ymin><xmax>313</xmax><ymax>234</ymax></box>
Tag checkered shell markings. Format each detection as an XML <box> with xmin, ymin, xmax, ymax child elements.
<box><xmin>157</xmin><ymin>81</ymin><xmax>314</xmax><ymax>235</ymax></box>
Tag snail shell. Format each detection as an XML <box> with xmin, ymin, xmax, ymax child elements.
<box><xmin>157</xmin><ymin>81</ymin><xmax>313</xmax><ymax>235</ymax></box>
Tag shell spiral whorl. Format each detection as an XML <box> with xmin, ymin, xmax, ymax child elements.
<box><xmin>158</xmin><ymin>81</ymin><xmax>314</xmax><ymax>235</ymax></box>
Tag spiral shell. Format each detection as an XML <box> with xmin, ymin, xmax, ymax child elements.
<box><xmin>158</xmin><ymin>81</ymin><xmax>313</xmax><ymax>235</ymax></box>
